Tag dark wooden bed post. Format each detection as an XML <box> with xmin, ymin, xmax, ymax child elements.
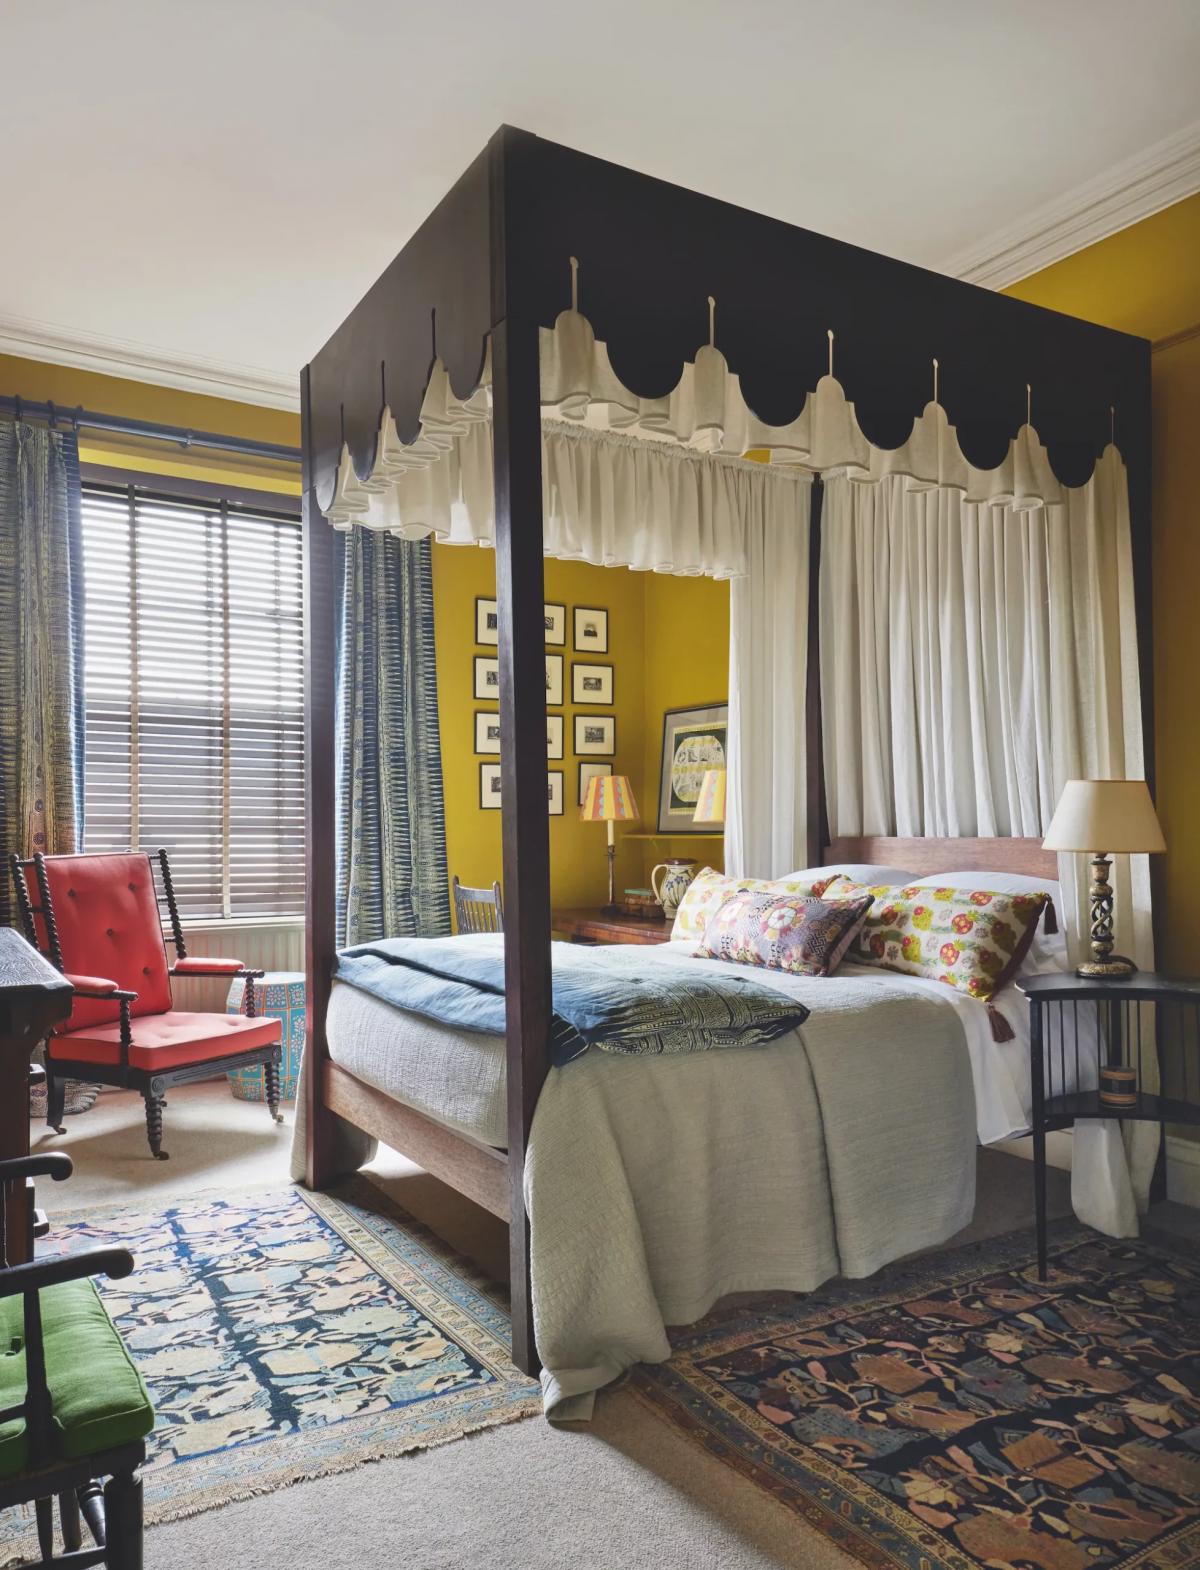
<box><xmin>490</xmin><ymin>136</ymin><xmax>554</xmax><ymax>1378</ymax></box>
<box><xmin>301</xmin><ymin>363</ymin><xmax>339</xmax><ymax>1189</ymax></box>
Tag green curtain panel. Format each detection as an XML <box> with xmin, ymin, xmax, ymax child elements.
<box><xmin>0</xmin><ymin>418</ymin><xmax>84</xmax><ymax>925</ymax></box>
<box><xmin>336</xmin><ymin>529</ymin><xmax>450</xmax><ymax>945</ymax></box>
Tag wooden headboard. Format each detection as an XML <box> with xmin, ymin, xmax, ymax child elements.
<box><xmin>823</xmin><ymin>836</ymin><xmax>1058</xmax><ymax>881</ymax></box>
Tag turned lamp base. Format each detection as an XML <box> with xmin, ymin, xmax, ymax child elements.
<box><xmin>1075</xmin><ymin>852</ymin><xmax>1140</xmax><ymax>981</ymax></box>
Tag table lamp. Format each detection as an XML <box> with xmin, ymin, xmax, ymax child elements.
<box><xmin>1042</xmin><ymin>779</ymin><xmax>1165</xmax><ymax>977</ymax></box>
<box><xmin>692</xmin><ymin>769</ymin><xmax>726</xmax><ymax>826</ymax></box>
<box><xmin>581</xmin><ymin>774</ymin><xmax>639</xmax><ymax>916</ymax></box>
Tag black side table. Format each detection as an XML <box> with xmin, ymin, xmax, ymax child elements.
<box><xmin>1018</xmin><ymin>971</ymin><xmax>1200</xmax><ymax>1278</ymax></box>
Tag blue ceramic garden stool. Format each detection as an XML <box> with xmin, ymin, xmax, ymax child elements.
<box><xmin>226</xmin><ymin>970</ymin><xmax>305</xmax><ymax>1103</ymax></box>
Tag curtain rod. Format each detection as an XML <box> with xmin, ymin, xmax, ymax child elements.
<box><xmin>0</xmin><ymin>394</ymin><xmax>301</xmax><ymax>466</ymax></box>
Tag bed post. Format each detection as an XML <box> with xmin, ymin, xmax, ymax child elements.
<box><xmin>492</xmin><ymin>312</ymin><xmax>553</xmax><ymax>1376</ymax></box>
<box><xmin>301</xmin><ymin>363</ymin><xmax>339</xmax><ymax>1189</ymax></box>
<box><xmin>806</xmin><ymin>479</ymin><xmax>825</xmax><ymax>867</ymax></box>
<box><xmin>490</xmin><ymin>133</ymin><xmax>553</xmax><ymax>1376</ymax></box>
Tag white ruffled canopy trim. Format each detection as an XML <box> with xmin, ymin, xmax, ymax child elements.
<box><xmin>320</xmin><ymin>309</ymin><xmax>1122</xmax><ymax>557</ymax></box>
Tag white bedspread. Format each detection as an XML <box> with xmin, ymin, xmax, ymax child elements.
<box><xmin>528</xmin><ymin>943</ymin><xmax>979</xmax><ymax>1417</ymax></box>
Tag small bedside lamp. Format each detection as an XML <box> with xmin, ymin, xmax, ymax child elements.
<box><xmin>692</xmin><ymin>769</ymin><xmax>726</xmax><ymax>827</ymax></box>
<box><xmin>1042</xmin><ymin>779</ymin><xmax>1165</xmax><ymax>978</ymax></box>
<box><xmin>581</xmin><ymin>774</ymin><xmax>639</xmax><ymax>916</ymax></box>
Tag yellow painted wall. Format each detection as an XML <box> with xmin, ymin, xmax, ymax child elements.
<box><xmin>640</xmin><ymin>573</ymin><xmax>730</xmax><ymax>886</ymax></box>
<box><xmin>432</xmin><ymin>545</ymin><xmax>729</xmax><ymax>915</ymax></box>
<box><xmin>1007</xmin><ymin>193</ymin><xmax>1200</xmax><ymax>1143</ymax></box>
<box><xmin>0</xmin><ymin>354</ymin><xmax>301</xmax><ymax>495</ymax></box>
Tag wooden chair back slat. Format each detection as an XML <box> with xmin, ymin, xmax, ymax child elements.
<box><xmin>452</xmin><ymin>876</ymin><xmax>504</xmax><ymax>935</ymax></box>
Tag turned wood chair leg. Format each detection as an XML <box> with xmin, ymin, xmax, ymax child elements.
<box><xmin>59</xmin><ymin>1485</ymin><xmax>83</xmax><ymax>1551</ymax></box>
<box><xmin>265</xmin><ymin>1058</ymin><xmax>283</xmax><ymax>1124</ymax></box>
<box><xmin>46</xmin><ymin>1071</ymin><xmax>66</xmax><ymax>1135</ymax></box>
<box><xmin>77</xmin><ymin>1479</ymin><xmax>106</xmax><ymax>1546</ymax></box>
<box><xmin>103</xmin><ymin>1469</ymin><xmax>144</xmax><ymax>1570</ymax></box>
<box><xmin>142</xmin><ymin>1093</ymin><xmax>168</xmax><ymax>1161</ymax></box>
<box><xmin>35</xmin><ymin>1495</ymin><xmax>55</xmax><ymax>1562</ymax></box>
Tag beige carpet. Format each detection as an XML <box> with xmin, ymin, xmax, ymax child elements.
<box><xmin>37</xmin><ymin>1081</ymin><xmax>1086</xmax><ymax>1569</ymax></box>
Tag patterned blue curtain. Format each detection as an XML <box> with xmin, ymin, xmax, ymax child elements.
<box><xmin>0</xmin><ymin>417</ymin><xmax>84</xmax><ymax>925</ymax></box>
<box><xmin>336</xmin><ymin>528</ymin><xmax>450</xmax><ymax>944</ymax></box>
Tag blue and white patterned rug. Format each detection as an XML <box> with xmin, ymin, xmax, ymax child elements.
<box><xmin>2</xmin><ymin>1180</ymin><xmax>538</xmax><ymax>1558</ymax></box>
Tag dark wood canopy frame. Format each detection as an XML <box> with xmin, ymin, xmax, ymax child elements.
<box><xmin>301</xmin><ymin>127</ymin><xmax>1152</xmax><ymax>1374</ymax></box>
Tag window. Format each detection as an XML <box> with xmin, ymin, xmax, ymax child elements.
<box><xmin>81</xmin><ymin>482</ymin><xmax>304</xmax><ymax>921</ymax></box>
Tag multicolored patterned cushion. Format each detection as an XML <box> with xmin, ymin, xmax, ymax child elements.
<box><xmin>696</xmin><ymin>890</ymin><xmax>876</xmax><ymax>977</ymax></box>
<box><xmin>822</xmin><ymin>876</ymin><xmax>1049</xmax><ymax>1002</ymax></box>
<box><xmin>670</xmin><ymin>868</ymin><xmax>832</xmax><ymax>943</ymax></box>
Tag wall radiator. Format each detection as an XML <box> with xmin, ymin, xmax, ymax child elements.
<box><xmin>168</xmin><ymin>921</ymin><xmax>306</xmax><ymax>1014</ymax></box>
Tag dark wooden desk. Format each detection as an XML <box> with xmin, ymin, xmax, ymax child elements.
<box><xmin>0</xmin><ymin>929</ymin><xmax>73</xmax><ymax>1263</ymax></box>
<box><xmin>553</xmin><ymin>908</ymin><xmax>673</xmax><ymax>946</ymax></box>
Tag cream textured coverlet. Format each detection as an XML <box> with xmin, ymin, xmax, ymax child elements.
<box><xmin>530</xmin><ymin>945</ymin><xmax>977</xmax><ymax>1418</ymax></box>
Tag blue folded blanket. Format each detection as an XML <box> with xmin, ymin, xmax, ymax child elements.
<box><xmin>336</xmin><ymin>935</ymin><xmax>810</xmax><ymax>1066</ymax></box>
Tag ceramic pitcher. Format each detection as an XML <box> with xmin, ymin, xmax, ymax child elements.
<box><xmin>650</xmin><ymin>858</ymin><xmax>698</xmax><ymax>919</ymax></box>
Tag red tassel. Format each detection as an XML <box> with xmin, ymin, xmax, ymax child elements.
<box><xmin>988</xmin><ymin>1004</ymin><xmax>1015</xmax><ymax>1043</ymax></box>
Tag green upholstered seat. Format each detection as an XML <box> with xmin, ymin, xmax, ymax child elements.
<box><xmin>0</xmin><ymin>1278</ymin><xmax>154</xmax><ymax>1479</ymax></box>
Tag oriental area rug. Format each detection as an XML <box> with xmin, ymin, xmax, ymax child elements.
<box><xmin>1</xmin><ymin>1180</ymin><xmax>539</xmax><ymax>1563</ymax></box>
<box><xmin>635</xmin><ymin>1227</ymin><xmax>1199</xmax><ymax>1570</ymax></box>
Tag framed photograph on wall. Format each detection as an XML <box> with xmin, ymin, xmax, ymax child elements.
<box><xmin>578</xmin><ymin>760</ymin><xmax>612</xmax><ymax>806</ymax></box>
<box><xmin>546</xmin><ymin>714</ymin><xmax>564</xmax><ymax>759</ymax></box>
<box><xmin>473</xmin><ymin>656</ymin><xmax>500</xmax><ymax>699</ymax></box>
<box><xmin>544</xmin><ymin>603</ymin><xmax>566</xmax><ymax>646</ymax></box>
<box><xmin>572</xmin><ymin>662</ymin><xmax>613</xmax><ymax>704</ymax></box>
<box><xmin>657</xmin><ymin>702</ymin><xmax>728</xmax><ymax>832</ymax></box>
<box><xmin>475</xmin><ymin>597</ymin><xmax>499</xmax><ymax>646</ymax></box>
<box><xmin>574</xmin><ymin>606</ymin><xmax>608</xmax><ymax>654</ymax></box>
<box><xmin>475</xmin><ymin>711</ymin><xmax>502</xmax><ymax>754</ymax></box>
<box><xmin>548</xmin><ymin>771</ymin><xmax>564</xmax><ymax>816</ymax></box>
<box><xmin>574</xmin><ymin>714</ymin><xmax>616</xmax><ymax>756</ymax></box>
<box><xmin>479</xmin><ymin>761</ymin><xmax>503</xmax><ymax>809</ymax></box>
<box><xmin>545</xmin><ymin>654</ymin><xmax>564</xmax><ymax>706</ymax></box>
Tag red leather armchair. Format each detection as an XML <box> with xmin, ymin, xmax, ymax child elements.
<box><xmin>10</xmin><ymin>850</ymin><xmax>283</xmax><ymax>1161</ymax></box>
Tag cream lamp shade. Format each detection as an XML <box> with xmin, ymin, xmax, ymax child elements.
<box><xmin>1043</xmin><ymin>778</ymin><xmax>1164</xmax><ymax>980</ymax></box>
<box><xmin>692</xmin><ymin>769</ymin><xmax>726</xmax><ymax>826</ymax></box>
<box><xmin>581</xmin><ymin>774</ymin><xmax>638</xmax><ymax>915</ymax></box>
<box><xmin>1042</xmin><ymin>779</ymin><xmax>1165</xmax><ymax>854</ymax></box>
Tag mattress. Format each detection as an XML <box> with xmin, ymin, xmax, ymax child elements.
<box><xmin>326</xmin><ymin>939</ymin><xmax>1075</xmax><ymax>1154</ymax></box>
<box><xmin>325</xmin><ymin>977</ymin><xmax>509</xmax><ymax>1147</ymax></box>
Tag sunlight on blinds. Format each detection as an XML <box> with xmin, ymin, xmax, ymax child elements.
<box><xmin>82</xmin><ymin>484</ymin><xmax>304</xmax><ymax>920</ymax></box>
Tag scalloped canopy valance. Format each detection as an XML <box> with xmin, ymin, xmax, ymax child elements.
<box><xmin>319</xmin><ymin>308</ymin><xmax>1127</xmax><ymax>541</ymax></box>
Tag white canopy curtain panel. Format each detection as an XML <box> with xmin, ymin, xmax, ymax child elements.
<box><xmin>819</xmin><ymin>446</ymin><xmax>1154</xmax><ymax>1235</ymax></box>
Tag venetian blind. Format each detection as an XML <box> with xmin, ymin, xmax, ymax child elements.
<box><xmin>81</xmin><ymin>483</ymin><xmax>304</xmax><ymax>920</ymax></box>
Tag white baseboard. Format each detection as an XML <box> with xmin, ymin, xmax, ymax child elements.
<box><xmin>1166</xmin><ymin>1135</ymin><xmax>1200</xmax><ymax>1208</ymax></box>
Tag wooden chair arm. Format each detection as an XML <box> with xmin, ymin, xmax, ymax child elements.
<box><xmin>65</xmin><ymin>974</ymin><xmax>138</xmax><ymax>1003</ymax></box>
<box><xmin>0</xmin><ymin>1246</ymin><xmax>135</xmax><ymax>1299</ymax></box>
<box><xmin>0</xmin><ymin>1155</ymin><xmax>73</xmax><ymax>1185</ymax></box>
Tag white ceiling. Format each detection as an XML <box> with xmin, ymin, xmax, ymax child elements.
<box><xmin>3</xmin><ymin>0</ymin><xmax>1199</xmax><ymax>400</ymax></box>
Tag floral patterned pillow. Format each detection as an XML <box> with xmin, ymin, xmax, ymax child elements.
<box><xmin>821</xmin><ymin>875</ymin><xmax>1049</xmax><ymax>1002</ymax></box>
<box><xmin>696</xmin><ymin>890</ymin><xmax>876</xmax><ymax>977</ymax></box>
<box><xmin>670</xmin><ymin>868</ymin><xmax>833</xmax><ymax>943</ymax></box>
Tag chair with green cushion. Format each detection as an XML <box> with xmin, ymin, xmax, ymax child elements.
<box><xmin>0</xmin><ymin>1154</ymin><xmax>153</xmax><ymax>1568</ymax></box>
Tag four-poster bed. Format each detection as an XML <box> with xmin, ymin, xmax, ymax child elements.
<box><xmin>300</xmin><ymin>127</ymin><xmax>1153</xmax><ymax>1385</ymax></box>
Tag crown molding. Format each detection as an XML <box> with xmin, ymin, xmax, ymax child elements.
<box><xmin>0</xmin><ymin>312</ymin><xmax>300</xmax><ymax>412</ymax></box>
<box><xmin>940</xmin><ymin>120</ymin><xmax>1200</xmax><ymax>290</ymax></box>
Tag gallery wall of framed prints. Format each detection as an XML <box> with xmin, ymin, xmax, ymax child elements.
<box><xmin>472</xmin><ymin>595</ymin><xmax>617</xmax><ymax>821</ymax></box>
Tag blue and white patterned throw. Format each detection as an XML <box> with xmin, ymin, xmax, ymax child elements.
<box><xmin>336</xmin><ymin>934</ymin><xmax>810</xmax><ymax>1065</ymax></box>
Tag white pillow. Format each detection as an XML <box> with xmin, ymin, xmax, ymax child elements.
<box><xmin>779</xmin><ymin>863</ymin><xmax>916</xmax><ymax>887</ymax></box>
<box><xmin>905</xmin><ymin>870</ymin><xmax>1069</xmax><ymax>973</ymax></box>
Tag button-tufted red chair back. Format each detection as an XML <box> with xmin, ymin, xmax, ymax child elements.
<box><xmin>20</xmin><ymin>854</ymin><xmax>173</xmax><ymax>1032</ymax></box>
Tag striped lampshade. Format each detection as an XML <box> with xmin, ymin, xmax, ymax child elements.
<box><xmin>692</xmin><ymin>769</ymin><xmax>726</xmax><ymax>824</ymax></box>
<box><xmin>581</xmin><ymin>773</ymin><xmax>638</xmax><ymax>822</ymax></box>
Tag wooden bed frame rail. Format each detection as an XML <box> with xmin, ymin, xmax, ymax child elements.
<box><xmin>301</xmin><ymin>126</ymin><xmax>1153</xmax><ymax>1378</ymax></box>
